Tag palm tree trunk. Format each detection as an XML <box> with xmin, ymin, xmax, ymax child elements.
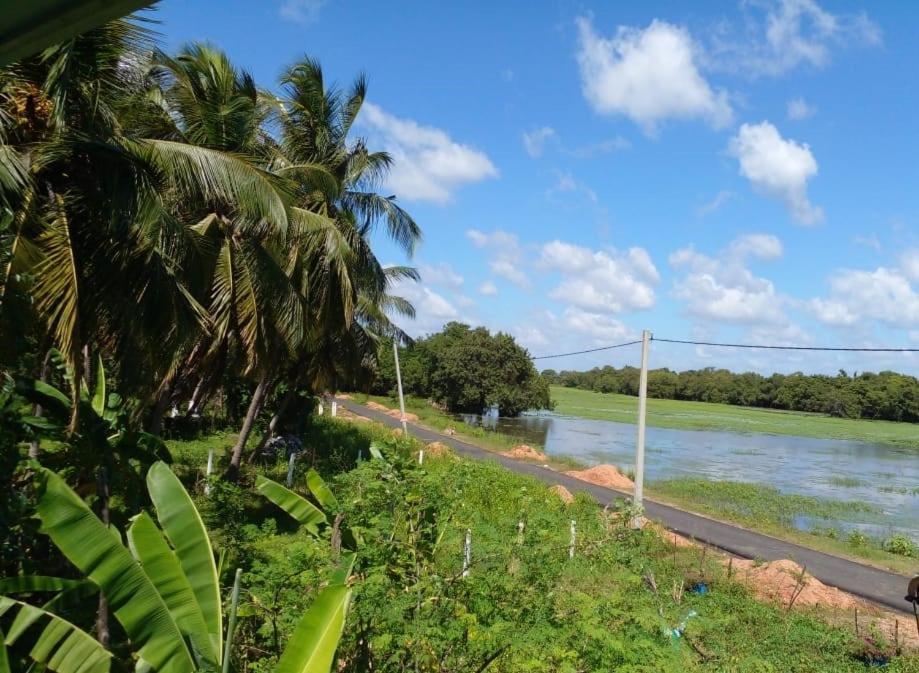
<box><xmin>249</xmin><ymin>385</ymin><xmax>297</xmax><ymax>462</ymax></box>
<box><xmin>95</xmin><ymin>465</ymin><xmax>110</xmax><ymax>646</ymax></box>
<box><xmin>28</xmin><ymin>349</ymin><xmax>53</xmax><ymax>459</ymax></box>
<box><xmin>228</xmin><ymin>372</ymin><xmax>271</xmax><ymax>475</ymax></box>
<box><xmin>148</xmin><ymin>383</ymin><xmax>172</xmax><ymax>437</ymax></box>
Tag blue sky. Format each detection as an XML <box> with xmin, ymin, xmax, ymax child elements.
<box><xmin>153</xmin><ymin>0</ymin><xmax>919</xmax><ymax>375</ymax></box>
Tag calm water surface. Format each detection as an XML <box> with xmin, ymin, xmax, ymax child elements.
<box><xmin>458</xmin><ymin>411</ymin><xmax>919</xmax><ymax>541</ymax></box>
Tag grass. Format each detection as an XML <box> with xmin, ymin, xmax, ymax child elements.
<box><xmin>169</xmin><ymin>422</ymin><xmax>919</xmax><ymax>671</ymax></box>
<box><xmin>550</xmin><ymin>386</ymin><xmax>919</xmax><ymax>448</ymax></box>
<box><xmin>648</xmin><ymin>478</ymin><xmax>918</xmax><ymax>575</ymax></box>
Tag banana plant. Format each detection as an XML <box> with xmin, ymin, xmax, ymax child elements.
<box><xmin>0</xmin><ymin>462</ymin><xmax>353</xmax><ymax>673</ymax></box>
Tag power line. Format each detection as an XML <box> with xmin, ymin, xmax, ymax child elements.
<box><xmin>531</xmin><ymin>336</ymin><xmax>919</xmax><ymax>360</ymax></box>
<box><xmin>531</xmin><ymin>339</ymin><xmax>642</xmax><ymax>360</ymax></box>
<box><xmin>652</xmin><ymin>337</ymin><xmax>919</xmax><ymax>353</ymax></box>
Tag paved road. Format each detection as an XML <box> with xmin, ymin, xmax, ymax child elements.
<box><xmin>337</xmin><ymin>398</ymin><xmax>915</xmax><ymax>614</ymax></box>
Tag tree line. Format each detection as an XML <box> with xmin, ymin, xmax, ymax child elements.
<box><xmin>541</xmin><ymin>365</ymin><xmax>919</xmax><ymax>422</ymax></box>
<box><xmin>372</xmin><ymin>322</ymin><xmax>553</xmax><ymax>416</ymax></box>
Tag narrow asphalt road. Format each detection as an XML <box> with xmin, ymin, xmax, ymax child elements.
<box><xmin>336</xmin><ymin>398</ymin><xmax>915</xmax><ymax>615</ymax></box>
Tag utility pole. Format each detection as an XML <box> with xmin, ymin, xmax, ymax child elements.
<box><xmin>392</xmin><ymin>339</ymin><xmax>408</xmax><ymax>434</ymax></box>
<box><xmin>632</xmin><ymin>329</ymin><xmax>651</xmax><ymax>528</ymax></box>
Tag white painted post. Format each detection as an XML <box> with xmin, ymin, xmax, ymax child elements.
<box><xmin>204</xmin><ymin>449</ymin><xmax>214</xmax><ymax>495</ymax></box>
<box><xmin>331</xmin><ymin>400</ymin><xmax>337</xmax><ymax>417</ymax></box>
<box><xmin>632</xmin><ymin>329</ymin><xmax>651</xmax><ymax>528</ymax></box>
<box><xmin>462</xmin><ymin>528</ymin><xmax>472</xmax><ymax>578</ymax></box>
<box><xmin>517</xmin><ymin>520</ymin><xmax>525</xmax><ymax>545</ymax></box>
<box><xmin>392</xmin><ymin>340</ymin><xmax>408</xmax><ymax>435</ymax></box>
<box><xmin>286</xmin><ymin>452</ymin><xmax>296</xmax><ymax>487</ymax></box>
<box><xmin>317</xmin><ymin>402</ymin><xmax>324</xmax><ymax>416</ymax></box>
<box><xmin>569</xmin><ymin>519</ymin><xmax>577</xmax><ymax>559</ymax></box>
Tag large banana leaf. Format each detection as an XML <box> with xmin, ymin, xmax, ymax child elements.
<box><xmin>305</xmin><ymin>470</ymin><xmax>339</xmax><ymax>514</ymax></box>
<box><xmin>255</xmin><ymin>476</ymin><xmax>325</xmax><ymax>535</ymax></box>
<box><xmin>35</xmin><ymin>469</ymin><xmax>196</xmax><ymax>673</ymax></box>
<box><xmin>127</xmin><ymin>513</ymin><xmax>217</xmax><ymax>667</ymax></box>
<box><xmin>0</xmin><ymin>596</ymin><xmax>111</xmax><ymax>673</ymax></box>
<box><xmin>0</xmin><ymin>577</ymin><xmax>86</xmax><ymax>594</ymax></box>
<box><xmin>273</xmin><ymin>585</ymin><xmax>351</xmax><ymax>673</ymax></box>
<box><xmin>146</xmin><ymin>461</ymin><xmax>223</xmax><ymax>660</ymax></box>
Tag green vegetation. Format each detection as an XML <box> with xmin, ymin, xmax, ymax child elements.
<box><xmin>551</xmin><ymin>385</ymin><xmax>919</xmax><ymax>448</ymax></box>
<box><xmin>649</xmin><ymin>478</ymin><xmax>918</xmax><ymax>575</ymax></box>
<box><xmin>372</xmin><ymin>323</ymin><xmax>553</xmax><ymax>416</ymax></box>
<box><xmin>543</xmin><ymin>364</ymin><xmax>919</xmax><ymax>423</ymax></box>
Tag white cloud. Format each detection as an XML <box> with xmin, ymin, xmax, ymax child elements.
<box><xmin>419</xmin><ymin>262</ymin><xmax>463</xmax><ymax>289</ymax></box>
<box><xmin>576</xmin><ymin>17</ymin><xmax>732</xmax><ymax>134</ymax></box>
<box><xmin>566</xmin><ymin>136</ymin><xmax>631</xmax><ymax>158</ymax></box>
<box><xmin>728</xmin><ymin>121</ymin><xmax>823</xmax><ymax>225</ymax></box>
<box><xmin>387</xmin><ymin>278</ymin><xmax>462</xmax><ymax>336</ymax></box>
<box><xmin>853</xmin><ymin>234</ymin><xmax>882</xmax><ymax>252</ymax></box>
<box><xmin>540</xmin><ymin>240</ymin><xmax>658</xmax><ymax>313</ymax></box>
<box><xmin>563</xmin><ymin>307</ymin><xmax>636</xmax><ymax>343</ymax></box>
<box><xmin>546</xmin><ymin>171</ymin><xmax>598</xmax><ymax>205</ymax></box>
<box><xmin>710</xmin><ymin>0</ymin><xmax>881</xmax><ymax>77</ymax></box>
<box><xmin>811</xmin><ymin>267</ymin><xmax>919</xmax><ymax>329</ymax></box>
<box><xmin>279</xmin><ymin>0</ymin><xmax>326</xmax><ymax>24</ymax></box>
<box><xmin>901</xmin><ymin>249</ymin><xmax>919</xmax><ymax>281</ymax></box>
<box><xmin>478</xmin><ymin>281</ymin><xmax>498</xmax><ymax>296</ymax></box>
<box><xmin>466</xmin><ymin>229</ymin><xmax>530</xmax><ymax>288</ymax></box>
<box><xmin>522</xmin><ymin>126</ymin><xmax>556</xmax><ymax>158</ymax></box>
<box><xmin>697</xmin><ymin>190</ymin><xmax>734</xmax><ymax>216</ymax></box>
<box><xmin>669</xmin><ymin>234</ymin><xmax>787</xmax><ymax>325</ymax></box>
<box><xmin>787</xmin><ymin>97</ymin><xmax>816</xmax><ymax>120</ymax></box>
<box><xmin>360</xmin><ymin>103</ymin><xmax>498</xmax><ymax>203</ymax></box>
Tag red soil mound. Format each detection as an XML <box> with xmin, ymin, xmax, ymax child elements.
<box><xmin>549</xmin><ymin>484</ymin><xmax>574</xmax><ymax>504</ymax></box>
<box><xmin>564</xmin><ymin>464</ymin><xmax>634</xmax><ymax>491</ymax></box>
<box><xmin>501</xmin><ymin>444</ymin><xmax>547</xmax><ymax>461</ymax></box>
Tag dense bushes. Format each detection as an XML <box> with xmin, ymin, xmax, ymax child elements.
<box><xmin>373</xmin><ymin>322</ymin><xmax>553</xmax><ymax>416</ymax></box>
<box><xmin>542</xmin><ymin>366</ymin><xmax>919</xmax><ymax>422</ymax></box>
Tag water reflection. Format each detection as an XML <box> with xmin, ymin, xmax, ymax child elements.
<box><xmin>455</xmin><ymin>411</ymin><xmax>919</xmax><ymax>540</ymax></box>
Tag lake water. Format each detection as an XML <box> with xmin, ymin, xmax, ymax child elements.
<box><xmin>457</xmin><ymin>411</ymin><xmax>919</xmax><ymax>542</ymax></box>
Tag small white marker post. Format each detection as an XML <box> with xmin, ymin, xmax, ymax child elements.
<box><xmin>462</xmin><ymin>529</ymin><xmax>472</xmax><ymax>578</ymax></box>
<box><xmin>204</xmin><ymin>449</ymin><xmax>214</xmax><ymax>495</ymax></box>
<box><xmin>331</xmin><ymin>400</ymin><xmax>337</xmax><ymax>417</ymax></box>
<box><xmin>632</xmin><ymin>329</ymin><xmax>651</xmax><ymax>529</ymax></box>
<box><xmin>286</xmin><ymin>452</ymin><xmax>296</xmax><ymax>487</ymax></box>
<box><xmin>517</xmin><ymin>520</ymin><xmax>525</xmax><ymax>545</ymax></box>
<box><xmin>317</xmin><ymin>402</ymin><xmax>324</xmax><ymax>416</ymax></box>
<box><xmin>569</xmin><ymin>519</ymin><xmax>577</xmax><ymax>559</ymax></box>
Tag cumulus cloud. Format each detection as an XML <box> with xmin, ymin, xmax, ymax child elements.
<box><xmin>478</xmin><ymin>281</ymin><xmax>498</xmax><ymax>296</ymax></box>
<box><xmin>710</xmin><ymin>0</ymin><xmax>881</xmax><ymax>77</ymax></box>
<box><xmin>419</xmin><ymin>262</ymin><xmax>463</xmax><ymax>289</ymax></box>
<box><xmin>279</xmin><ymin>0</ymin><xmax>326</xmax><ymax>24</ymax></box>
<box><xmin>360</xmin><ymin>103</ymin><xmax>498</xmax><ymax>203</ymax></box>
<box><xmin>810</xmin><ymin>266</ymin><xmax>919</xmax><ymax>329</ymax></box>
<box><xmin>563</xmin><ymin>307</ymin><xmax>636</xmax><ymax>343</ymax></box>
<box><xmin>669</xmin><ymin>234</ymin><xmax>787</xmax><ymax>325</ymax></box>
<box><xmin>576</xmin><ymin>17</ymin><xmax>732</xmax><ymax>134</ymax></box>
<box><xmin>540</xmin><ymin>240</ymin><xmax>659</xmax><ymax>313</ymax></box>
<box><xmin>787</xmin><ymin>97</ymin><xmax>816</xmax><ymax>120</ymax></box>
<box><xmin>697</xmin><ymin>190</ymin><xmax>734</xmax><ymax>217</ymax></box>
<box><xmin>466</xmin><ymin>229</ymin><xmax>530</xmax><ymax>288</ymax></box>
<box><xmin>522</xmin><ymin>126</ymin><xmax>556</xmax><ymax>157</ymax></box>
<box><xmin>728</xmin><ymin>121</ymin><xmax>823</xmax><ymax>225</ymax></box>
<box><xmin>387</xmin><ymin>277</ymin><xmax>462</xmax><ymax>336</ymax></box>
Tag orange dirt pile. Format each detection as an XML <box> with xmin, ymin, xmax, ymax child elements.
<box><xmin>549</xmin><ymin>485</ymin><xmax>574</xmax><ymax>504</ymax></box>
<box><xmin>728</xmin><ymin>558</ymin><xmax>858</xmax><ymax>611</ymax></box>
<box><xmin>565</xmin><ymin>464</ymin><xmax>634</xmax><ymax>491</ymax></box>
<box><xmin>336</xmin><ymin>393</ymin><xmax>353</xmax><ymax>400</ymax></box>
<box><xmin>386</xmin><ymin>408</ymin><xmax>420</xmax><ymax>422</ymax></box>
<box><xmin>424</xmin><ymin>441</ymin><xmax>454</xmax><ymax>458</ymax></box>
<box><xmin>366</xmin><ymin>401</ymin><xmax>390</xmax><ymax>412</ymax></box>
<box><xmin>337</xmin><ymin>408</ymin><xmax>369</xmax><ymax>423</ymax></box>
<box><xmin>501</xmin><ymin>444</ymin><xmax>547</xmax><ymax>461</ymax></box>
<box><xmin>648</xmin><ymin>522</ymin><xmax>697</xmax><ymax>548</ymax></box>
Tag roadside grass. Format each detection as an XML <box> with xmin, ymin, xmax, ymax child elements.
<box><xmin>166</xmin><ymin>422</ymin><xmax>918</xmax><ymax>671</ymax></box>
<box><xmin>550</xmin><ymin>386</ymin><xmax>919</xmax><ymax>449</ymax></box>
<box><xmin>648</xmin><ymin>478</ymin><xmax>918</xmax><ymax>576</ymax></box>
